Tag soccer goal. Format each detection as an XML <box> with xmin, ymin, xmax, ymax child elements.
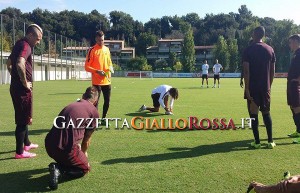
<box><xmin>139</xmin><ymin>71</ymin><xmax>153</xmax><ymax>80</ymax></box>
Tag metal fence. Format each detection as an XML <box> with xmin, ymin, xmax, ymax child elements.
<box><xmin>0</xmin><ymin>14</ymin><xmax>91</xmax><ymax>85</ymax></box>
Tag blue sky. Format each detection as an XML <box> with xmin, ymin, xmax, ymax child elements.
<box><xmin>0</xmin><ymin>0</ymin><xmax>299</xmax><ymax>25</ymax></box>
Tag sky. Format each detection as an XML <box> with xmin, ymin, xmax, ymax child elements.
<box><xmin>0</xmin><ymin>0</ymin><xmax>300</xmax><ymax>25</ymax></box>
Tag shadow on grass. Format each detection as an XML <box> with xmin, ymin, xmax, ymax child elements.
<box><xmin>0</xmin><ymin>129</ymin><xmax>48</xmax><ymax>136</ymax></box>
<box><xmin>101</xmin><ymin>138</ymin><xmax>292</xmax><ymax>164</ymax></box>
<box><xmin>146</xmin><ymin>124</ymin><xmax>266</xmax><ymax>133</ymax></box>
<box><xmin>125</xmin><ymin>112</ymin><xmax>164</xmax><ymax>118</ymax></box>
<box><xmin>0</xmin><ymin>167</ymin><xmax>82</xmax><ymax>192</ymax></box>
<box><xmin>0</xmin><ymin>168</ymin><xmax>50</xmax><ymax>192</ymax></box>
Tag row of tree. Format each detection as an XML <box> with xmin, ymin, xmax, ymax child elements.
<box><xmin>0</xmin><ymin>5</ymin><xmax>299</xmax><ymax>72</ymax></box>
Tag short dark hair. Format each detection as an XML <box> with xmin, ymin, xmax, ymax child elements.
<box><xmin>253</xmin><ymin>26</ymin><xmax>265</xmax><ymax>39</ymax></box>
<box><xmin>289</xmin><ymin>34</ymin><xmax>300</xmax><ymax>43</ymax></box>
<box><xmin>26</xmin><ymin>24</ymin><xmax>43</xmax><ymax>35</ymax></box>
<box><xmin>95</xmin><ymin>30</ymin><xmax>104</xmax><ymax>38</ymax></box>
<box><xmin>169</xmin><ymin>88</ymin><xmax>179</xmax><ymax>100</ymax></box>
<box><xmin>82</xmin><ymin>86</ymin><xmax>98</xmax><ymax>100</ymax></box>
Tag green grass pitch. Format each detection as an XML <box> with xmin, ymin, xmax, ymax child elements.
<box><xmin>0</xmin><ymin>78</ymin><xmax>299</xmax><ymax>192</ymax></box>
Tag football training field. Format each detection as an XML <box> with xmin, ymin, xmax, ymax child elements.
<box><xmin>0</xmin><ymin>78</ymin><xmax>298</xmax><ymax>192</ymax></box>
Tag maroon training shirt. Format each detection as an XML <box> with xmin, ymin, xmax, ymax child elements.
<box><xmin>242</xmin><ymin>42</ymin><xmax>276</xmax><ymax>92</ymax></box>
<box><xmin>288</xmin><ymin>48</ymin><xmax>300</xmax><ymax>82</ymax></box>
<box><xmin>10</xmin><ymin>38</ymin><xmax>33</xmax><ymax>90</ymax></box>
<box><xmin>45</xmin><ymin>99</ymin><xmax>99</xmax><ymax>152</ymax></box>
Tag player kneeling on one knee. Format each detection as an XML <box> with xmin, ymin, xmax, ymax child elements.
<box><xmin>138</xmin><ymin>85</ymin><xmax>179</xmax><ymax>115</ymax></box>
<box><xmin>45</xmin><ymin>86</ymin><xmax>99</xmax><ymax>190</ymax></box>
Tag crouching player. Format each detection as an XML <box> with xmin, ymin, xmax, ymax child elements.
<box><xmin>45</xmin><ymin>86</ymin><xmax>99</xmax><ymax>190</ymax></box>
<box><xmin>249</xmin><ymin>174</ymin><xmax>300</xmax><ymax>193</ymax></box>
<box><xmin>138</xmin><ymin>85</ymin><xmax>179</xmax><ymax>115</ymax></box>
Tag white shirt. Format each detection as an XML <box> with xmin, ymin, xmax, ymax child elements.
<box><xmin>202</xmin><ymin>64</ymin><xmax>209</xmax><ymax>75</ymax></box>
<box><xmin>213</xmin><ymin>64</ymin><xmax>223</xmax><ymax>74</ymax></box>
<box><xmin>152</xmin><ymin>85</ymin><xmax>174</xmax><ymax>109</ymax></box>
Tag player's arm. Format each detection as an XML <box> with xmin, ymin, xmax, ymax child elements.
<box><xmin>270</xmin><ymin>62</ymin><xmax>275</xmax><ymax>85</ymax></box>
<box><xmin>243</xmin><ymin>61</ymin><xmax>252</xmax><ymax>100</ymax></box>
<box><xmin>81</xmin><ymin>129</ymin><xmax>94</xmax><ymax>153</ymax></box>
<box><xmin>159</xmin><ymin>94</ymin><xmax>169</xmax><ymax>111</ymax></box>
<box><xmin>240</xmin><ymin>64</ymin><xmax>244</xmax><ymax>88</ymax></box>
<box><xmin>16</xmin><ymin>57</ymin><xmax>31</xmax><ymax>90</ymax></box>
<box><xmin>169</xmin><ymin>98</ymin><xmax>174</xmax><ymax>112</ymax></box>
<box><xmin>163</xmin><ymin>95</ymin><xmax>169</xmax><ymax>109</ymax></box>
<box><xmin>6</xmin><ymin>57</ymin><xmax>12</xmax><ymax>75</ymax></box>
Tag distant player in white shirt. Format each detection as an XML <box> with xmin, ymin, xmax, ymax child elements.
<box><xmin>213</xmin><ymin>59</ymin><xmax>223</xmax><ymax>88</ymax></box>
<box><xmin>201</xmin><ymin>60</ymin><xmax>209</xmax><ymax>88</ymax></box>
<box><xmin>138</xmin><ymin>85</ymin><xmax>179</xmax><ymax>115</ymax></box>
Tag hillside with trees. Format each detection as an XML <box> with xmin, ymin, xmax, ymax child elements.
<box><xmin>1</xmin><ymin>5</ymin><xmax>299</xmax><ymax>72</ymax></box>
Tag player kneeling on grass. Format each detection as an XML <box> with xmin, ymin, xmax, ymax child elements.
<box><xmin>45</xmin><ymin>86</ymin><xmax>99</xmax><ymax>190</ymax></box>
<box><xmin>247</xmin><ymin>174</ymin><xmax>300</xmax><ymax>193</ymax></box>
<box><xmin>138</xmin><ymin>85</ymin><xmax>178</xmax><ymax>115</ymax></box>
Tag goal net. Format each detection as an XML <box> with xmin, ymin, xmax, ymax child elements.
<box><xmin>124</xmin><ymin>71</ymin><xmax>153</xmax><ymax>80</ymax></box>
<box><xmin>139</xmin><ymin>71</ymin><xmax>153</xmax><ymax>80</ymax></box>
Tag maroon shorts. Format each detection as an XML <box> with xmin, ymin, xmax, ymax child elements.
<box><xmin>10</xmin><ymin>87</ymin><xmax>32</xmax><ymax>125</ymax></box>
<box><xmin>245</xmin><ymin>89</ymin><xmax>271</xmax><ymax>112</ymax></box>
<box><xmin>45</xmin><ymin>141</ymin><xmax>90</xmax><ymax>175</ymax></box>
<box><xmin>287</xmin><ymin>81</ymin><xmax>300</xmax><ymax>107</ymax></box>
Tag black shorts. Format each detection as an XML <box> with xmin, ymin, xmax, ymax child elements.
<box><xmin>214</xmin><ymin>74</ymin><xmax>220</xmax><ymax>80</ymax></box>
<box><xmin>202</xmin><ymin>74</ymin><xmax>208</xmax><ymax>79</ymax></box>
<box><xmin>287</xmin><ymin>81</ymin><xmax>300</xmax><ymax>107</ymax></box>
<box><xmin>246</xmin><ymin>89</ymin><xmax>271</xmax><ymax>112</ymax></box>
<box><xmin>151</xmin><ymin>93</ymin><xmax>160</xmax><ymax>108</ymax></box>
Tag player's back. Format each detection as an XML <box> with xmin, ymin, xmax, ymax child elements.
<box><xmin>244</xmin><ymin>42</ymin><xmax>275</xmax><ymax>91</ymax></box>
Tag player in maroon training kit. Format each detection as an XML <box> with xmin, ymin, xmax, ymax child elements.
<box><xmin>243</xmin><ymin>26</ymin><xmax>276</xmax><ymax>149</ymax></box>
<box><xmin>287</xmin><ymin>34</ymin><xmax>300</xmax><ymax>143</ymax></box>
<box><xmin>45</xmin><ymin>86</ymin><xmax>99</xmax><ymax>190</ymax></box>
<box><xmin>7</xmin><ymin>24</ymin><xmax>43</xmax><ymax>159</ymax></box>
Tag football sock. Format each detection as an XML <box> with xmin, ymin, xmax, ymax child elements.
<box><xmin>293</xmin><ymin>112</ymin><xmax>300</xmax><ymax>133</ymax></box>
<box><xmin>24</xmin><ymin>125</ymin><xmax>31</xmax><ymax>146</ymax></box>
<box><xmin>250</xmin><ymin>114</ymin><xmax>260</xmax><ymax>144</ymax></box>
<box><xmin>15</xmin><ymin>124</ymin><xmax>27</xmax><ymax>154</ymax></box>
<box><xmin>263</xmin><ymin>113</ymin><xmax>273</xmax><ymax>143</ymax></box>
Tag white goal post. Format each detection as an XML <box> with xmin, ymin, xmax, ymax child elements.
<box><xmin>139</xmin><ymin>71</ymin><xmax>153</xmax><ymax>80</ymax></box>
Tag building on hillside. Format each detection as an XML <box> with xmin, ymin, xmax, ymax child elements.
<box><xmin>146</xmin><ymin>38</ymin><xmax>214</xmax><ymax>69</ymax></box>
<box><xmin>104</xmin><ymin>40</ymin><xmax>135</xmax><ymax>67</ymax></box>
<box><xmin>63</xmin><ymin>40</ymin><xmax>135</xmax><ymax>67</ymax></box>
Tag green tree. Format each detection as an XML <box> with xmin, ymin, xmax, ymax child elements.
<box><xmin>135</xmin><ymin>32</ymin><xmax>157</xmax><ymax>56</ymax></box>
<box><xmin>155</xmin><ymin>59</ymin><xmax>168</xmax><ymax>71</ymax></box>
<box><xmin>213</xmin><ymin>36</ymin><xmax>230</xmax><ymax>72</ymax></box>
<box><xmin>109</xmin><ymin>11</ymin><xmax>135</xmax><ymax>44</ymax></box>
<box><xmin>173</xmin><ymin>61</ymin><xmax>182</xmax><ymax>72</ymax></box>
<box><xmin>113</xmin><ymin>63</ymin><xmax>122</xmax><ymax>71</ymax></box>
<box><xmin>272</xmin><ymin>20</ymin><xmax>298</xmax><ymax>72</ymax></box>
<box><xmin>141</xmin><ymin>64</ymin><xmax>152</xmax><ymax>71</ymax></box>
<box><xmin>227</xmin><ymin>39</ymin><xmax>239</xmax><ymax>72</ymax></box>
<box><xmin>126</xmin><ymin>56</ymin><xmax>148</xmax><ymax>71</ymax></box>
<box><xmin>169</xmin><ymin>52</ymin><xmax>178</xmax><ymax>67</ymax></box>
<box><xmin>181</xmin><ymin>23</ymin><xmax>195</xmax><ymax>72</ymax></box>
